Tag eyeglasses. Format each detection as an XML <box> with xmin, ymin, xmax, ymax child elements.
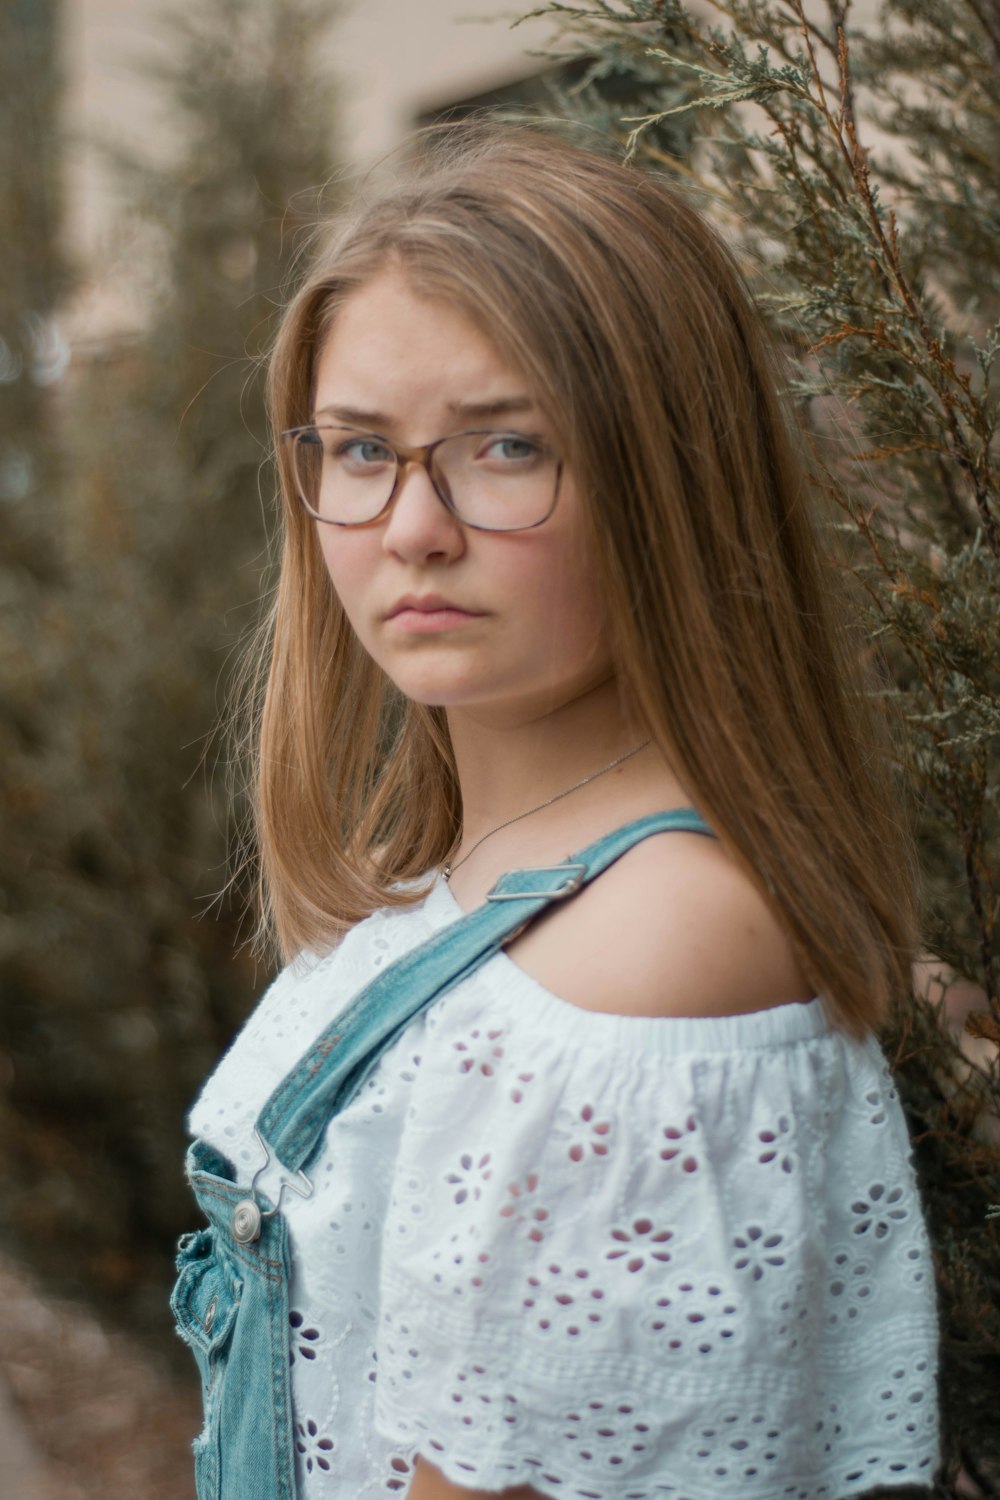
<box><xmin>279</xmin><ymin>424</ymin><xmax>562</xmax><ymax>532</ymax></box>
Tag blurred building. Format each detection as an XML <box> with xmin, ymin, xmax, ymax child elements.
<box><xmin>60</xmin><ymin>0</ymin><xmax>883</xmax><ymax>346</ymax></box>
<box><xmin>61</xmin><ymin>0</ymin><xmax>567</xmax><ymax>344</ymax></box>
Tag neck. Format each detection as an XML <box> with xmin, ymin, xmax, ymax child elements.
<box><xmin>443</xmin><ymin>676</ymin><xmax>682</xmax><ymax>863</ymax></box>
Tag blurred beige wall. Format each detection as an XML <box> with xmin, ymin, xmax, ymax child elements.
<box><xmin>60</xmin><ymin>0</ymin><xmax>882</xmax><ymax>343</ymax></box>
<box><xmin>331</xmin><ymin>0</ymin><xmax>563</xmax><ymax>164</ymax></box>
<box><xmin>61</xmin><ymin>0</ymin><xmax>566</xmax><ymax>342</ymax></box>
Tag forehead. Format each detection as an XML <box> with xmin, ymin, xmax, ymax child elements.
<box><xmin>314</xmin><ymin>269</ymin><xmax>529</xmax><ymax>412</ymax></box>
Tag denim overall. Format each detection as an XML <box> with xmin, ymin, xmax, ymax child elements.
<box><xmin>172</xmin><ymin>807</ymin><xmax>713</xmax><ymax>1500</ymax></box>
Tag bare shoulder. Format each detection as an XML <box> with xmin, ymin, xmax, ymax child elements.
<box><xmin>504</xmin><ymin>829</ymin><xmax>815</xmax><ymax>1019</ymax></box>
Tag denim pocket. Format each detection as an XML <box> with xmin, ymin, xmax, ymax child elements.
<box><xmin>173</xmin><ymin>1228</ymin><xmax>243</xmax><ymax>1357</ymax></box>
<box><xmin>172</xmin><ymin>1226</ymin><xmax>244</xmax><ymax>1500</ymax></box>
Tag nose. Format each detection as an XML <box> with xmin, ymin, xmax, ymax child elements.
<box><xmin>380</xmin><ymin>457</ymin><xmax>467</xmax><ymax>564</ymax></box>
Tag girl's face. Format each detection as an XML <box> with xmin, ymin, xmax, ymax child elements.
<box><xmin>310</xmin><ymin>267</ymin><xmax>614</xmax><ymax>728</ymax></box>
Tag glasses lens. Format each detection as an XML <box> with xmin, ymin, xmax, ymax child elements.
<box><xmin>291</xmin><ymin>428</ymin><xmax>396</xmax><ymax>523</ymax></box>
<box><xmin>433</xmin><ymin>431</ymin><xmax>558</xmax><ymax>531</ymax></box>
<box><xmin>289</xmin><ymin>426</ymin><xmax>559</xmax><ymax>530</ymax></box>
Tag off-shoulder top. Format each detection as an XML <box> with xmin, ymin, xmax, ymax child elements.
<box><xmin>189</xmin><ymin>874</ymin><xmax>939</xmax><ymax>1500</ymax></box>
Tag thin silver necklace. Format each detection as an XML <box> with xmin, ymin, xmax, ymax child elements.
<box><xmin>442</xmin><ymin>739</ymin><xmax>651</xmax><ymax>882</ymax></box>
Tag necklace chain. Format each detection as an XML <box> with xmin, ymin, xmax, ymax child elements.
<box><xmin>442</xmin><ymin>739</ymin><xmax>651</xmax><ymax>882</ymax></box>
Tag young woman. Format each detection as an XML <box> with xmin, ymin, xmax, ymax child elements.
<box><xmin>173</xmin><ymin>128</ymin><xmax>939</xmax><ymax>1500</ymax></box>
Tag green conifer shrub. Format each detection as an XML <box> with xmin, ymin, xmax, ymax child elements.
<box><xmin>523</xmin><ymin>0</ymin><xmax>1000</xmax><ymax>1490</ymax></box>
<box><xmin>0</xmin><ymin>0</ymin><xmax>338</xmax><ymax>1355</ymax></box>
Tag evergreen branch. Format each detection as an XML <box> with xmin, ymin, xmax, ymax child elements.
<box><xmin>762</xmin><ymin>111</ymin><xmax>840</xmax><ymax>255</ymax></box>
<box><xmin>530</xmin><ymin>15</ymin><xmax>1000</xmax><ymax>1461</ymax></box>
<box><xmin>848</xmin><ymin>441</ymin><xmax>951</xmax><ymax>462</ymax></box>
<box><xmin>787</xmin><ymin>0</ymin><xmax>830</xmax><ymax>117</ymax></box>
<box><xmin>963</xmin><ymin>0</ymin><xmax>1000</xmax><ymax>76</ymax></box>
<box><xmin>920</xmin><ymin>663</ymin><xmax>999</xmax><ymax>1009</ymax></box>
<box><xmin>643</xmin><ymin>2</ymin><xmax>1000</xmax><ymax>558</ymax></box>
<box><xmin>515</xmin><ymin>1</ymin><xmax>640</xmax><ymax>26</ymax></box>
<box><xmin>810</xmin><ymin>15</ymin><xmax>1000</xmax><ymax>559</ymax></box>
<box><xmin>934</xmin><ymin>453</ymin><xmax>984</xmax><ymax>542</ymax></box>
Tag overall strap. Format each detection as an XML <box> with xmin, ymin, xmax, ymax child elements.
<box><xmin>256</xmin><ymin>807</ymin><xmax>713</xmax><ymax>1174</ymax></box>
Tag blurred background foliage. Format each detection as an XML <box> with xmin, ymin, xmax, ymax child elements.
<box><xmin>1</xmin><ymin>0</ymin><xmax>338</xmax><ymax>1353</ymax></box>
<box><xmin>1</xmin><ymin>0</ymin><xmax>998</xmax><ymax>1491</ymax></box>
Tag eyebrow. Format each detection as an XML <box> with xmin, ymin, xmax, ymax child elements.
<box><xmin>312</xmin><ymin>396</ymin><xmax>539</xmax><ymax>427</ymax></box>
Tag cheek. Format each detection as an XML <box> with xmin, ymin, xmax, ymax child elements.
<box><xmin>316</xmin><ymin>531</ymin><xmax>371</xmax><ymax>629</ymax></box>
<box><xmin>516</xmin><ymin>529</ymin><xmax>611</xmax><ymax>668</ymax></box>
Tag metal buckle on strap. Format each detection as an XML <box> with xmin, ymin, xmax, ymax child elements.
<box><xmin>485</xmin><ymin>863</ymin><xmax>587</xmax><ymax>902</ymax></box>
<box><xmin>231</xmin><ymin>1128</ymin><xmax>314</xmax><ymax>1245</ymax></box>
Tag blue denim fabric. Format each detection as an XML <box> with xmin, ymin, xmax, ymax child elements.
<box><xmin>172</xmin><ymin>808</ymin><xmax>713</xmax><ymax>1499</ymax></box>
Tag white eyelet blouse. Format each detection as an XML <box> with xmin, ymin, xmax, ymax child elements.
<box><xmin>189</xmin><ymin>875</ymin><xmax>940</xmax><ymax>1500</ymax></box>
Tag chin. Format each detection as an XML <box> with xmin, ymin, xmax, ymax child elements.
<box><xmin>373</xmin><ymin>650</ymin><xmax>498</xmax><ymax>705</ymax></box>
<box><xmin>381</xmin><ymin>670</ymin><xmax>487</xmax><ymax>710</ymax></box>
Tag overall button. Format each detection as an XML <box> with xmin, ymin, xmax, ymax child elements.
<box><xmin>232</xmin><ymin>1198</ymin><xmax>262</xmax><ymax>1244</ymax></box>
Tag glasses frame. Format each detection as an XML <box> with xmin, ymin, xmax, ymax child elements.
<box><xmin>279</xmin><ymin>423</ymin><xmax>563</xmax><ymax>532</ymax></box>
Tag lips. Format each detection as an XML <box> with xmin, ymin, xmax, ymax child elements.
<box><xmin>386</xmin><ymin>593</ymin><xmax>483</xmax><ymax>619</ymax></box>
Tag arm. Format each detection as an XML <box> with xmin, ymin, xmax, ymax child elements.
<box><xmin>408</xmin><ymin>1455</ymin><xmax>544</xmax><ymax>1500</ymax></box>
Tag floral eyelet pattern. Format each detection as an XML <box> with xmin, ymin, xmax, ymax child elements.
<box><xmin>659</xmin><ymin>1113</ymin><xmax>700</xmax><ymax>1172</ymax></box>
<box><xmin>190</xmin><ymin>881</ymin><xmax>938</xmax><ymax>1499</ymax></box>
<box><xmin>757</xmin><ymin>1115</ymin><xmax>795</xmax><ymax>1174</ymax></box>
<box><xmin>289</xmin><ymin>1309</ymin><xmax>322</xmax><ymax>1365</ymax></box>
<box><xmin>498</xmin><ymin>1173</ymin><xmax>549</xmax><ymax>1243</ymax></box>
<box><xmin>733</xmin><ymin>1226</ymin><xmax>786</xmax><ymax>1281</ymax></box>
<box><xmin>295</xmin><ymin>1418</ymin><xmax>335</xmax><ymax>1475</ymax></box>
<box><xmin>605</xmin><ymin>1218</ymin><xmax>674</xmax><ymax>1273</ymax></box>
<box><xmin>850</xmin><ymin>1182</ymin><xmax>909</xmax><ymax>1240</ymax></box>
<box><xmin>445</xmin><ymin>1152</ymin><xmax>493</xmax><ymax>1205</ymax></box>
<box><xmin>553</xmin><ymin>1101</ymin><xmax>613</xmax><ymax>1162</ymax></box>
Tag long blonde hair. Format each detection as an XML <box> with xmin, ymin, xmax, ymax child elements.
<box><xmin>249</xmin><ymin>125</ymin><xmax>918</xmax><ymax>1034</ymax></box>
